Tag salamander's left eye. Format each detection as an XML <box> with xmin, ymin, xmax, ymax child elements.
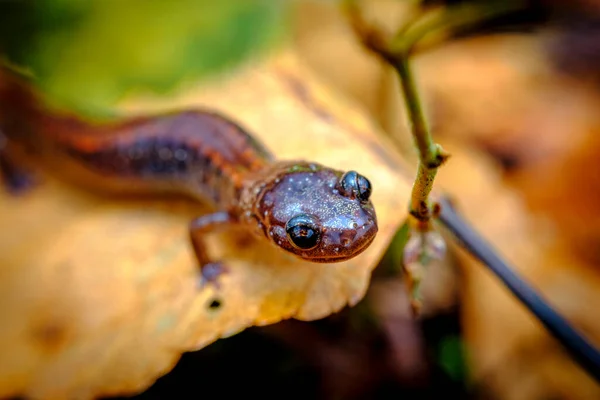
<box><xmin>339</xmin><ymin>171</ymin><xmax>372</xmax><ymax>201</ymax></box>
<box><xmin>285</xmin><ymin>214</ymin><xmax>321</xmax><ymax>250</ymax></box>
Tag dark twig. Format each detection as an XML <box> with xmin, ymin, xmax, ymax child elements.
<box><xmin>438</xmin><ymin>197</ymin><xmax>600</xmax><ymax>382</ymax></box>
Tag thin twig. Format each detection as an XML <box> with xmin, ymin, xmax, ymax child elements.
<box><xmin>438</xmin><ymin>197</ymin><xmax>600</xmax><ymax>382</ymax></box>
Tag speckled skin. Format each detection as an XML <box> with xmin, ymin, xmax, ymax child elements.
<box><xmin>0</xmin><ymin>72</ymin><xmax>378</xmax><ymax>286</ymax></box>
<box><xmin>238</xmin><ymin>162</ymin><xmax>377</xmax><ymax>262</ymax></box>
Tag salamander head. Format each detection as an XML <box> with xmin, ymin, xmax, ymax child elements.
<box><xmin>257</xmin><ymin>162</ymin><xmax>378</xmax><ymax>263</ymax></box>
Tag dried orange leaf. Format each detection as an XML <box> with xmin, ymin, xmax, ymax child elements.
<box><xmin>437</xmin><ymin>141</ymin><xmax>600</xmax><ymax>399</ymax></box>
<box><xmin>0</xmin><ymin>50</ymin><xmax>412</xmax><ymax>399</ymax></box>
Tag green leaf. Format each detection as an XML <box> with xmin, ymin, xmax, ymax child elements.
<box><xmin>438</xmin><ymin>335</ymin><xmax>468</xmax><ymax>382</ymax></box>
<box><xmin>0</xmin><ymin>0</ymin><xmax>289</xmax><ymax>118</ymax></box>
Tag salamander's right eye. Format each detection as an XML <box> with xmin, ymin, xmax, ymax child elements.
<box><xmin>285</xmin><ymin>214</ymin><xmax>321</xmax><ymax>250</ymax></box>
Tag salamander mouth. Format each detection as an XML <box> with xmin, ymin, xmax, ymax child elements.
<box><xmin>305</xmin><ymin>234</ymin><xmax>376</xmax><ymax>263</ymax></box>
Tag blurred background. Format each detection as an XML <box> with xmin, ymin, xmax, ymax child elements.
<box><xmin>2</xmin><ymin>0</ymin><xmax>600</xmax><ymax>399</ymax></box>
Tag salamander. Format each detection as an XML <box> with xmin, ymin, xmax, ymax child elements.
<box><xmin>0</xmin><ymin>71</ymin><xmax>378</xmax><ymax>287</ymax></box>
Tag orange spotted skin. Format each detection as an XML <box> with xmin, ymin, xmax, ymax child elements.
<box><xmin>0</xmin><ymin>72</ymin><xmax>378</xmax><ymax>286</ymax></box>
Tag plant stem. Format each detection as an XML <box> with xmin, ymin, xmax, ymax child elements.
<box><xmin>390</xmin><ymin>0</ymin><xmax>528</xmax><ymax>56</ymax></box>
<box><xmin>395</xmin><ymin>57</ymin><xmax>448</xmax><ymax>225</ymax></box>
<box><xmin>396</xmin><ymin>59</ymin><xmax>434</xmax><ymax>163</ymax></box>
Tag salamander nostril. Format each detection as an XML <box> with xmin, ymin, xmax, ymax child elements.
<box><xmin>339</xmin><ymin>230</ymin><xmax>357</xmax><ymax>248</ymax></box>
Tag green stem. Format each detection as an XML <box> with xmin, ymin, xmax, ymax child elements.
<box><xmin>391</xmin><ymin>0</ymin><xmax>529</xmax><ymax>56</ymax></box>
<box><xmin>409</xmin><ymin>162</ymin><xmax>438</xmax><ymax>222</ymax></box>
<box><xmin>395</xmin><ymin>58</ymin><xmax>447</xmax><ymax>224</ymax></box>
<box><xmin>396</xmin><ymin>58</ymin><xmax>438</xmax><ymax>166</ymax></box>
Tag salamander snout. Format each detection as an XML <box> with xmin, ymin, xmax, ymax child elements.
<box><xmin>281</xmin><ymin>204</ymin><xmax>377</xmax><ymax>263</ymax></box>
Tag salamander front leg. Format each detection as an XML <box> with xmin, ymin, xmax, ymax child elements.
<box><xmin>189</xmin><ymin>211</ymin><xmax>236</xmax><ymax>290</ymax></box>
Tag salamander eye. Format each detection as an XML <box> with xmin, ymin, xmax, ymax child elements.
<box><xmin>285</xmin><ymin>214</ymin><xmax>321</xmax><ymax>250</ymax></box>
<box><xmin>339</xmin><ymin>171</ymin><xmax>372</xmax><ymax>201</ymax></box>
